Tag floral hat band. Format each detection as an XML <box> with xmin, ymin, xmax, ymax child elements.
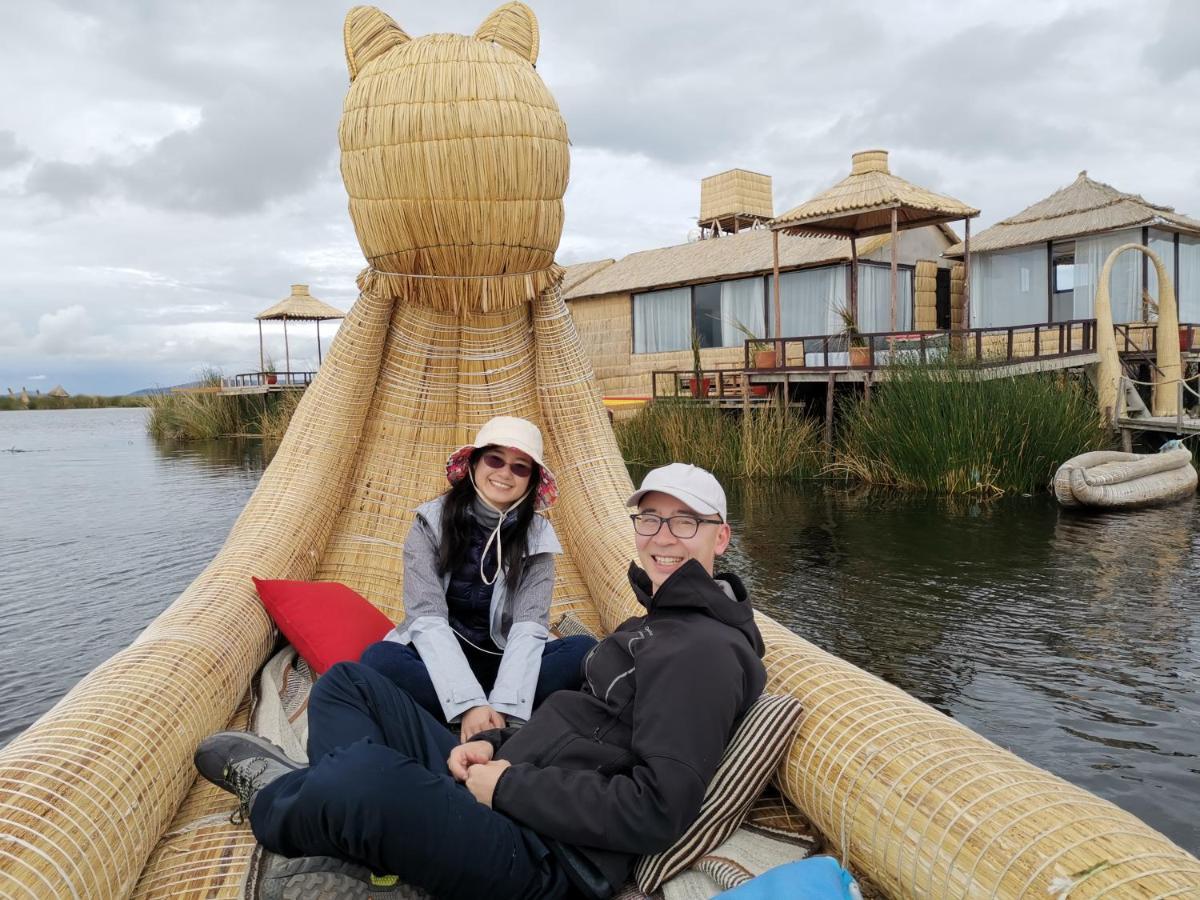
<box><xmin>445</xmin><ymin>416</ymin><xmax>558</xmax><ymax>511</ymax></box>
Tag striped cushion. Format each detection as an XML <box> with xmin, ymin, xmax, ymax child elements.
<box><xmin>634</xmin><ymin>693</ymin><xmax>805</xmax><ymax>893</ymax></box>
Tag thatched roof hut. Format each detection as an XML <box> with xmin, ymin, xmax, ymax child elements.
<box><xmin>254</xmin><ymin>284</ymin><xmax>346</xmax><ymax>322</ymax></box>
<box><xmin>771</xmin><ymin>150</ymin><xmax>978</xmax><ymax>333</ymax></box>
<box><xmin>564</xmin><ymin>223</ymin><xmax>956</xmax><ymax>396</ymax></box>
<box><xmin>47</xmin><ymin>385</ymin><xmax>69</xmax><ymax>398</ymax></box>
<box><xmin>774</xmin><ymin>150</ymin><xmax>979</xmax><ymax>238</ymax></box>
<box><xmin>254</xmin><ymin>284</ymin><xmax>346</xmax><ymax>375</ymax></box>
<box><xmin>945</xmin><ymin>171</ymin><xmax>1200</xmax><ymax>256</ymax></box>
<box><xmin>944</xmin><ymin>172</ymin><xmax>1200</xmax><ymax>328</ymax></box>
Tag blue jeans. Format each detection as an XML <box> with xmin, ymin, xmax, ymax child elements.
<box><xmin>359</xmin><ymin>633</ymin><xmax>596</xmax><ymax>724</ymax></box>
<box><xmin>250</xmin><ymin>662</ymin><xmax>577</xmax><ymax>900</ymax></box>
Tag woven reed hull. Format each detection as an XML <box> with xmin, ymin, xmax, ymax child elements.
<box><xmin>3</xmin><ymin>6</ymin><xmax>1200</xmax><ymax>899</ymax></box>
<box><xmin>1054</xmin><ymin>448</ymin><xmax>1198</xmax><ymax>508</ymax></box>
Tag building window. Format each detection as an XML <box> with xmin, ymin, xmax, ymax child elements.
<box><xmin>632</xmin><ymin>287</ymin><xmax>691</xmax><ymax>353</ymax></box>
<box><xmin>631</xmin><ymin>277</ymin><xmax>767</xmax><ymax>353</ymax></box>
<box><xmin>693</xmin><ymin>282</ymin><xmax>723</xmax><ymax>348</ymax></box>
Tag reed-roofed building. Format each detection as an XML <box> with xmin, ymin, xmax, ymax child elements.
<box><xmin>564</xmin><ymin>168</ymin><xmax>957</xmax><ymax>397</ymax></box>
<box><xmin>946</xmin><ymin>171</ymin><xmax>1200</xmax><ymax>328</ymax></box>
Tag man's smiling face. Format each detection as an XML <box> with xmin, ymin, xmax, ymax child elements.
<box><xmin>634</xmin><ymin>491</ymin><xmax>730</xmax><ymax>592</ymax></box>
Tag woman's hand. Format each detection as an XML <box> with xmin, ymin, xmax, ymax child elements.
<box><xmin>465</xmin><ymin>759</ymin><xmax>511</xmax><ymax>808</ymax></box>
<box><xmin>447</xmin><ymin>740</ymin><xmax>494</xmax><ymax>781</ymax></box>
<box><xmin>459</xmin><ymin>704</ymin><xmax>506</xmax><ymax>742</ymax></box>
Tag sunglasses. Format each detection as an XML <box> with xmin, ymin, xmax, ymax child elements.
<box><xmin>480</xmin><ymin>452</ymin><xmax>533</xmax><ymax>480</ymax></box>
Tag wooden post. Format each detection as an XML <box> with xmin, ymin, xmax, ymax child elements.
<box><xmin>316</xmin><ymin>320</ymin><xmax>323</xmax><ymax>365</ymax></box>
<box><xmin>258</xmin><ymin>319</ymin><xmax>264</xmax><ymax>375</ymax></box>
<box><xmin>850</xmin><ymin>236</ymin><xmax>859</xmax><ymax>323</ymax></box>
<box><xmin>963</xmin><ymin>217</ymin><xmax>972</xmax><ymax>329</ymax></box>
<box><xmin>890</xmin><ymin>207</ymin><xmax>899</xmax><ymax>332</ymax></box>
<box><xmin>863</xmin><ymin>372</ymin><xmax>872</xmax><ymax>404</ymax></box>
<box><xmin>824</xmin><ymin>373</ymin><xmax>836</xmax><ymax>454</ymax></box>
<box><xmin>283</xmin><ymin>316</ymin><xmax>291</xmax><ymax>383</ymax></box>
<box><xmin>1121</xmin><ymin>429</ymin><xmax>1133</xmax><ymax>453</ymax></box>
<box><xmin>772</xmin><ymin>230</ymin><xmax>783</xmax><ymax>365</ymax></box>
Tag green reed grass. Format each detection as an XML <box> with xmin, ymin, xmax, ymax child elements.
<box><xmin>615</xmin><ymin>399</ymin><xmax>823</xmax><ymax>481</ymax></box>
<box><xmin>833</xmin><ymin>363</ymin><xmax>1110</xmax><ymax>494</ymax></box>
<box><xmin>0</xmin><ymin>394</ymin><xmax>143</xmax><ymax>411</ymax></box>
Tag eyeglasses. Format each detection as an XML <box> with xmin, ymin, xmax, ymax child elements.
<box><xmin>481</xmin><ymin>452</ymin><xmax>533</xmax><ymax>479</ymax></box>
<box><xmin>630</xmin><ymin>513</ymin><xmax>722</xmax><ymax>539</ymax></box>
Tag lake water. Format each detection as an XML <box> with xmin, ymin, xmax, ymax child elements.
<box><xmin>1</xmin><ymin>407</ymin><xmax>1197</xmax><ymax>854</ymax></box>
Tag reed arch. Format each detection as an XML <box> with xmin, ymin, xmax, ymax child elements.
<box><xmin>1093</xmin><ymin>242</ymin><xmax>1180</xmax><ymax>418</ymax></box>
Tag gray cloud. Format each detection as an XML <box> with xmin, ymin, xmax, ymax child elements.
<box><xmin>24</xmin><ymin>67</ymin><xmax>343</xmax><ymax>214</ymax></box>
<box><xmin>0</xmin><ymin>131</ymin><xmax>30</xmax><ymax>168</ymax></box>
<box><xmin>1143</xmin><ymin>0</ymin><xmax>1200</xmax><ymax>81</ymax></box>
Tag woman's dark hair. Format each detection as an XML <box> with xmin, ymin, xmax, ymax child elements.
<box><xmin>436</xmin><ymin>447</ymin><xmax>541</xmax><ymax>590</ymax></box>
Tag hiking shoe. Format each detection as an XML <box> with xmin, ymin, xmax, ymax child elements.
<box><xmin>256</xmin><ymin>853</ymin><xmax>428</xmax><ymax>900</ymax></box>
<box><xmin>194</xmin><ymin>731</ymin><xmax>301</xmax><ymax>825</ymax></box>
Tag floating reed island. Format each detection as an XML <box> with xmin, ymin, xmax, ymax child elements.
<box><xmin>1</xmin><ymin>5</ymin><xmax>1198</xmax><ymax>899</ymax></box>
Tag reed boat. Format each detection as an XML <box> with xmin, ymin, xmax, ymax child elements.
<box><xmin>1055</xmin><ymin>447</ymin><xmax>1198</xmax><ymax>509</ymax></box>
<box><xmin>2</xmin><ymin>6</ymin><xmax>1199</xmax><ymax>898</ymax></box>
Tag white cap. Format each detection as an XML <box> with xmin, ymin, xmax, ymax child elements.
<box><xmin>626</xmin><ymin>463</ymin><xmax>727</xmax><ymax>522</ymax></box>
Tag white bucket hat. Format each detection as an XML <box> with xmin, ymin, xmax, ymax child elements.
<box><xmin>626</xmin><ymin>463</ymin><xmax>727</xmax><ymax>522</ymax></box>
<box><xmin>445</xmin><ymin>416</ymin><xmax>558</xmax><ymax>511</ymax></box>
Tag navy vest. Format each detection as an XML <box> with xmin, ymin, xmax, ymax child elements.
<box><xmin>446</xmin><ymin>518</ymin><xmax>516</xmax><ymax>649</ymax></box>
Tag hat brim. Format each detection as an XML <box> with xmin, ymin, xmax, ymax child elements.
<box><xmin>447</xmin><ymin>444</ymin><xmax>558</xmax><ymax>511</ymax></box>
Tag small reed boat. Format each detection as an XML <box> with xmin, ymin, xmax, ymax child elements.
<box><xmin>1054</xmin><ymin>445</ymin><xmax>1197</xmax><ymax>509</ymax></box>
<box><xmin>1</xmin><ymin>6</ymin><xmax>1198</xmax><ymax>898</ymax></box>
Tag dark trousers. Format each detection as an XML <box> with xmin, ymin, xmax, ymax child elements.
<box><xmin>250</xmin><ymin>662</ymin><xmax>577</xmax><ymax>900</ymax></box>
<box><xmin>359</xmin><ymin>634</ymin><xmax>596</xmax><ymax>724</ymax></box>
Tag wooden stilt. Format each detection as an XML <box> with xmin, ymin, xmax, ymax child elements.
<box><xmin>890</xmin><ymin>207</ymin><xmax>899</xmax><ymax>332</ymax></box>
<box><xmin>772</xmin><ymin>229</ymin><xmax>783</xmax><ymax>365</ymax></box>
<box><xmin>850</xmin><ymin>237</ymin><xmax>859</xmax><ymax>323</ymax></box>
<box><xmin>824</xmin><ymin>373</ymin><xmax>836</xmax><ymax>453</ymax></box>
<box><xmin>283</xmin><ymin>316</ymin><xmax>291</xmax><ymax>382</ymax></box>
<box><xmin>963</xmin><ymin>217</ymin><xmax>972</xmax><ymax>329</ymax></box>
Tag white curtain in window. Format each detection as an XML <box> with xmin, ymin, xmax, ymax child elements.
<box><xmin>633</xmin><ymin>287</ymin><xmax>691</xmax><ymax>353</ymax></box>
<box><xmin>971</xmin><ymin>245</ymin><xmax>1047</xmax><ymax>327</ymax></box>
<box><xmin>857</xmin><ymin>265</ymin><xmax>913</xmax><ymax>332</ymax></box>
<box><xmin>1073</xmin><ymin>228</ymin><xmax>1141</xmax><ymax>322</ymax></box>
<box><xmin>1180</xmin><ymin>234</ymin><xmax>1200</xmax><ymax>323</ymax></box>
<box><xmin>767</xmin><ymin>266</ymin><xmax>846</xmax><ymax>337</ymax></box>
<box><xmin>719</xmin><ymin>277</ymin><xmax>765</xmax><ymax>346</ymax></box>
<box><xmin>1147</xmin><ymin>230</ymin><xmax>1176</xmax><ymax>310</ymax></box>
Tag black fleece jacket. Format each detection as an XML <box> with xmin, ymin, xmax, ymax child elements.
<box><xmin>483</xmin><ymin>559</ymin><xmax>766</xmax><ymax>894</ymax></box>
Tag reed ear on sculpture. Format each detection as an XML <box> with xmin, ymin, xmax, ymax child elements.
<box><xmin>474</xmin><ymin>1</ymin><xmax>540</xmax><ymax>64</ymax></box>
<box><xmin>344</xmin><ymin>6</ymin><xmax>411</xmax><ymax>80</ymax></box>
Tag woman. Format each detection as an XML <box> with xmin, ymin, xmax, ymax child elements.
<box><xmin>361</xmin><ymin>415</ymin><xmax>595</xmax><ymax>741</ymax></box>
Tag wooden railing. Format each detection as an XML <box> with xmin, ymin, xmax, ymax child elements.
<box><xmin>741</xmin><ymin>319</ymin><xmax>1099</xmax><ymax>372</ymax></box>
<box><xmin>1113</xmin><ymin>322</ymin><xmax>1198</xmax><ymax>355</ymax></box>
<box><xmin>231</xmin><ymin>370</ymin><xmax>316</xmax><ymax>388</ymax></box>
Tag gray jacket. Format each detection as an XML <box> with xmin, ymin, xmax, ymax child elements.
<box><xmin>382</xmin><ymin>495</ymin><xmax>562</xmax><ymax>722</ymax></box>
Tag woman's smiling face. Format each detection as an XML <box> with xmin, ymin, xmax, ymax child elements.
<box><xmin>473</xmin><ymin>446</ymin><xmax>534</xmax><ymax>510</ymax></box>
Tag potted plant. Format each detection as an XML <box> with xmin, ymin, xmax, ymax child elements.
<box><xmin>688</xmin><ymin>327</ymin><xmax>711</xmax><ymax>398</ymax></box>
<box><xmin>264</xmin><ymin>356</ymin><xmax>278</xmax><ymax>386</ymax></box>
<box><xmin>730</xmin><ymin>318</ymin><xmax>781</xmax><ymax>369</ymax></box>
<box><xmin>836</xmin><ymin>305</ymin><xmax>870</xmax><ymax>367</ymax></box>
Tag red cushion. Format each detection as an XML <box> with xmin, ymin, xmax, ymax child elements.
<box><xmin>252</xmin><ymin>578</ymin><xmax>393</xmax><ymax>675</ymax></box>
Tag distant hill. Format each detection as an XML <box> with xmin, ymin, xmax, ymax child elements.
<box><xmin>128</xmin><ymin>381</ymin><xmax>202</xmax><ymax>396</ymax></box>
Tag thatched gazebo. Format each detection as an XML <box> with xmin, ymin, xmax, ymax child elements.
<box><xmin>771</xmin><ymin>150</ymin><xmax>979</xmax><ymax>335</ymax></box>
<box><xmin>47</xmin><ymin>385</ymin><xmax>69</xmax><ymax>398</ymax></box>
<box><xmin>254</xmin><ymin>284</ymin><xmax>345</xmax><ymax>380</ymax></box>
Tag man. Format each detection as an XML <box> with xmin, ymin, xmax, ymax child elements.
<box><xmin>195</xmin><ymin>463</ymin><xmax>766</xmax><ymax>900</ymax></box>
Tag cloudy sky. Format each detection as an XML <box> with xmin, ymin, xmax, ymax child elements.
<box><xmin>1</xmin><ymin>0</ymin><xmax>1197</xmax><ymax>394</ymax></box>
